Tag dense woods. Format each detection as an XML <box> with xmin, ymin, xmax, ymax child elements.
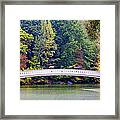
<box><xmin>20</xmin><ymin>20</ymin><xmax>100</xmax><ymax>86</ymax></box>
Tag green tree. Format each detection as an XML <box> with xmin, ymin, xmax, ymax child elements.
<box><xmin>40</xmin><ymin>20</ymin><xmax>57</xmax><ymax>68</ymax></box>
<box><xmin>83</xmin><ymin>20</ymin><xmax>100</xmax><ymax>70</ymax></box>
<box><xmin>20</xmin><ymin>28</ymin><xmax>34</xmax><ymax>70</ymax></box>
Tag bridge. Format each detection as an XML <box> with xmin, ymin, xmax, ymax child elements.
<box><xmin>20</xmin><ymin>69</ymin><xmax>100</xmax><ymax>78</ymax></box>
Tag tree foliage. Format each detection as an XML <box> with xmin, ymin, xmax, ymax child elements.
<box><xmin>20</xmin><ymin>20</ymin><xmax>100</xmax><ymax>85</ymax></box>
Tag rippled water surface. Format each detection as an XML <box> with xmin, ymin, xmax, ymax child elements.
<box><xmin>20</xmin><ymin>87</ymin><xmax>100</xmax><ymax>100</ymax></box>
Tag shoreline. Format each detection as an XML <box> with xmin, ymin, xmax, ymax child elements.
<box><xmin>20</xmin><ymin>84</ymin><xmax>100</xmax><ymax>89</ymax></box>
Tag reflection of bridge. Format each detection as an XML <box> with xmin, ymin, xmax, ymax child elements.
<box><xmin>20</xmin><ymin>69</ymin><xmax>100</xmax><ymax>78</ymax></box>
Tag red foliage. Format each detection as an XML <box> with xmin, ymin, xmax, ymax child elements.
<box><xmin>20</xmin><ymin>54</ymin><xmax>28</xmax><ymax>70</ymax></box>
<box><xmin>75</xmin><ymin>48</ymin><xmax>84</xmax><ymax>68</ymax></box>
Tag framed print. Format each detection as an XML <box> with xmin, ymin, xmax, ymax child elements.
<box><xmin>0</xmin><ymin>0</ymin><xmax>119</xmax><ymax>119</ymax></box>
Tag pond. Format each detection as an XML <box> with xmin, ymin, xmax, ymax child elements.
<box><xmin>20</xmin><ymin>86</ymin><xmax>100</xmax><ymax>100</ymax></box>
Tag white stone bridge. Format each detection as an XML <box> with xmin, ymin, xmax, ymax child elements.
<box><xmin>20</xmin><ymin>69</ymin><xmax>100</xmax><ymax>78</ymax></box>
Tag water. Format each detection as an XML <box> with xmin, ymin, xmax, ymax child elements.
<box><xmin>20</xmin><ymin>87</ymin><xmax>100</xmax><ymax>100</ymax></box>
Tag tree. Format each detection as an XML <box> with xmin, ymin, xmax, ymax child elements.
<box><xmin>20</xmin><ymin>20</ymin><xmax>57</xmax><ymax>69</ymax></box>
<box><xmin>20</xmin><ymin>20</ymin><xmax>43</xmax><ymax>69</ymax></box>
<box><xmin>20</xmin><ymin>54</ymin><xmax>28</xmax><ymax>70</ymax></box>
<box><xmin>75</xmin><ymin>48</ymin><xmax>84</xmax><ymax>68</ymax></box>
<box><xmin>20</xmin><ymin>28</ymin><xmax>34</xmax><ymax>70</ymax></box>
<box><xmin>51</xmin><ymin>20</ymin><xmax>97</xmax><ymax>70</ymax></box>
<box><xmin>20</xmin><ymin>20</ymin><xmax>42</xmax><ymax>36</ymax></box>
<box><xmin>60</xmin><ymin>38</ymin><xmax>79</xmax><ymax>68</ymax></box>
<box><xmin>83</xmin><ymin>20</ymin><xmax>100</xmax><ymax>70</ymax></box>
<box><xmin>20</xmin><ymin>20</ymin><xmax>100</xmax><ymax>85</ymax></box>
<box><xmin>40</xmin><ymin>20</ymin><xmax>57</xmax><ymax>68</ymax></box>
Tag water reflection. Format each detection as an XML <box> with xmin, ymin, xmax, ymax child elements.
<box><xmin>20</xmin><ymin>87</ymin><xmax>100</xmax><ymax>100</ymax></box>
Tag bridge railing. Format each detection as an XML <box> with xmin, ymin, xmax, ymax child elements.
<box><xmin>20</xmin><ymin>69</ymin><xmax>100</xmax><ymax>78</ymax></box>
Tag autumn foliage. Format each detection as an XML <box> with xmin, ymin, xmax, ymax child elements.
<box><xmin>20</xmin><ymin>20</ymin><xmax>100</xmax><ymax>85</ymax></box>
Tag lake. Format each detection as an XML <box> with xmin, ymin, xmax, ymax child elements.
<box><xmin>20</xmin><ymin>86</ymin><xmax>100</xmax><ymax>100</ymax></box>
